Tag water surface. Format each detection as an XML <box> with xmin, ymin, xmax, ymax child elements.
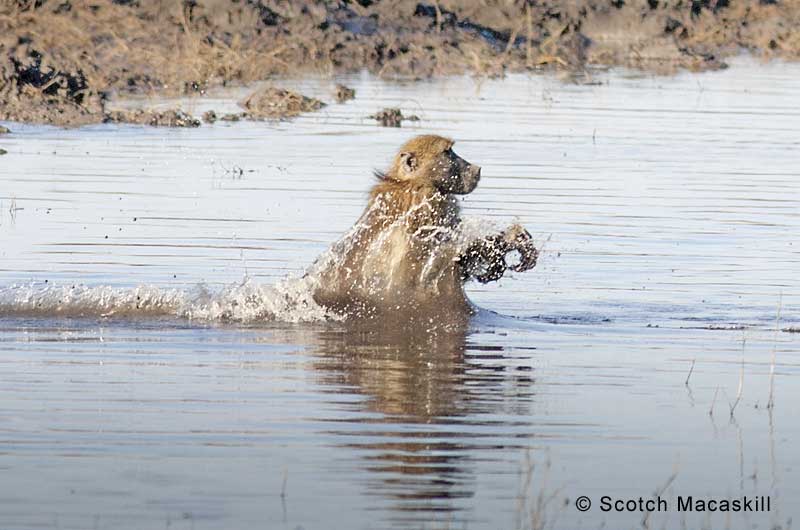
<box><xmin>0</xmin><ymin>58</ymin><xmax>798</xmax><ymax>529</ymax></box>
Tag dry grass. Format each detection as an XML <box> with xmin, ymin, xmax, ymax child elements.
<box><xmin>515</xmin><ymin>451</ymin><xmax>565</xmax><ymax>530</ymax></box>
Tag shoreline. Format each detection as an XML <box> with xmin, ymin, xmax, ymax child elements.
<box><xmin>2</xmin><ymin>0</ymin><xmax>799</xmax><ymax>127</ymax></box>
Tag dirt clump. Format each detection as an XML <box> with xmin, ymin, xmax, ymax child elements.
<box><xmin>0</xmin><ymin>126</ymin><xmax>9</xmax><ymax>134</ymax></box>
<box><xmin>0</xmin><ymin>149</ymin><xmax>7</xmax><ymax>155</ymax></box>
<box><xmin>220</xmin><ymin>112</ymin><xmax>247</xmax><ymax>122</ymax></box>
<box><xmin>239</xmin><ymin>87</ymin><xmax>325</xmax><ymax>120</ymax></box>
<box><xmin>103</xmin><ymin>109</ymin><xmax>202</xmax><ymax>128</ymax></box>
<box><xmin>334</xmin><ymin>84</ymin><xmax>356</xmax><ymax>103</ymax></box>
<box><xmin>202</xmin><ymin>109</ymin><xmax>250</xmax><ymax>123</ymax></box>
<box><xmin>370</xmin><ymin>108</ymin><xmax>420</xmax><ymax>128</ymax></box>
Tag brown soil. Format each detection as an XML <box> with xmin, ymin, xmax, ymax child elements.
<box><xmin>1</xmin><ymin>0</ymin><xmax>799</xmax><ymax>126</ymax></box>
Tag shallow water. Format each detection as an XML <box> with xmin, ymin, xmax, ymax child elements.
<box><xmin>1</xmin><ymin>58</ymin><xmax>799</xmax><ymax>529</ymax></box>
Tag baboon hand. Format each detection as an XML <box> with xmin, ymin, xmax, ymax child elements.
<box><xmin>458</xmin><ymin>224</ymin><xmax>538</xmax><ymax>284</ymax></box>
<box><xmin>502</xmin><ymin>224</ymin><xmax>538</xmax><ymax>272</ymax></box>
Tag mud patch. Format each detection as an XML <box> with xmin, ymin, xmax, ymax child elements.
<box><xmin>0</xmin><ymin>42</ymin><xmax>104</xmax><ymax>126</ymax></box>
<box><xmin>370</xmin><ymin>108</ymin><xmax>420</xmax><ymax>128</ymax></box>
<box><xmin>201</xmin><ymin>110</ymin><xmax>248</xmax><ymax>123</ymax></box>
<box><xmin>103</xmin><ymin>109</ymin><xmax>202</xmax><ymax>128</ymax></box>
<box><xmin>239</xmin><ymin>87</ymin><xmax>325</xmax><ymax>120</ymax></box>
<box><xmin>334</xmin><ymin>84</ymin><xmax>356</xmax><ymax>103</ymax></box>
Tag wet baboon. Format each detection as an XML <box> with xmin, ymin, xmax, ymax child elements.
<box><xmin>310</xmin><ymin>135</ymin><xmax>538</xmax><ymax>317</ymax></box>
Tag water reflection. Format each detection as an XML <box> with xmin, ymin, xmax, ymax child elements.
<box><xmin>290</xmin><ymin>316</ymin><xmax>537</xmax><ymax>517</ymax></box>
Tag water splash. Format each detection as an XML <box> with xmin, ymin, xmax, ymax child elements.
<box><xmin>0</xmin><ymin>275</ymin><xmax>337</xmax><ymax>323</ymax></box>
<box><xmin>0</xmin><ymin>206</ymin><xmax>505</xmax><ymax>323</ymax></box>
<box><xmin>306</xmin><ymin>193</ymin><xmax>503</xmax><ymax>300</ymax></box>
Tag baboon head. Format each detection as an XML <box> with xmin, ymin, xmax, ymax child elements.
<box><xmin>384</xmin><ymin>135</ymin><xmax>482</xmax><ymax>194</ymax></box>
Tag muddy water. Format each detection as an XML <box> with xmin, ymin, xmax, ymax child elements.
<box><xmin>1</xmin><ymin>58</ymin><xmax>799</xmax><ymax>530</ymax></box>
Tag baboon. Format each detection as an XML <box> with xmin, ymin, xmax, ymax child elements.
<box><xmin>310</xmin><ymin>135</ymin><xmax>538</xmax><ymax>318</ymax></box>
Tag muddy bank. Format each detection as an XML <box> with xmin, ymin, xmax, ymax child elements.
<box><xmin>1</xmin><ymin>0</ymin><xmax>799</xmax><ymax>126</ymax></box>
<box><xmin>100</xmin><ymin>87</ymin><xmax>328</xmax><ymax>127</ymax></box>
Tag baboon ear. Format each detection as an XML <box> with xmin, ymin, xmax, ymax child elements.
<box><xmin>399</xmin><ymin>152</ymin><xmax>418</xmax><ymax>176</ymax></box>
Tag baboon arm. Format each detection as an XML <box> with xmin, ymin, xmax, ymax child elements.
<box><xmin>458</xmin><ymin>236</ymin><xmax>507</xmax><ymax>284</ymax></box>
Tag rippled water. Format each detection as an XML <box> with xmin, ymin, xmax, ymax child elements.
<box><xmin>1</xmin><ymin>58</ymin><xmax>798</xmax><ymax>530</ymax></box>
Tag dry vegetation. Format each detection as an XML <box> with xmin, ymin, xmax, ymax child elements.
<box><xmin>1</xmin><ymin>0</ymin><xmax>799</xmax><ymax>126</ymax></box>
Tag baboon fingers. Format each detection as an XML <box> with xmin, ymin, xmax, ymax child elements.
<box><xmin>502</xmin><ymin>224</ymin><xmax>533</xmax><ymax>244</ymax></box>
<box><xmin>509</xmin><ymin>242</ymin><xmax>538</xmax><ymax>272</ymax></box>
<box><xmin>501</xmin><ymin>224</ymin><xmax>537</xmax><ymax>272</ymax></box>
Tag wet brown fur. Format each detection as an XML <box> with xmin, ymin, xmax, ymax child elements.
<box><xmin>381</xmin><ymin>136</ymin><xmax>454</xmax><ymax>182</ymax></box>
<box><xmin>312</xmin><ymin>135</ymin><xmax>469</xmax><ymax>317</ymax></box>
<box><xmin>311</xmin><ymin>134</ymin><xmax>537</xmax><ymax>319</ymax></box>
